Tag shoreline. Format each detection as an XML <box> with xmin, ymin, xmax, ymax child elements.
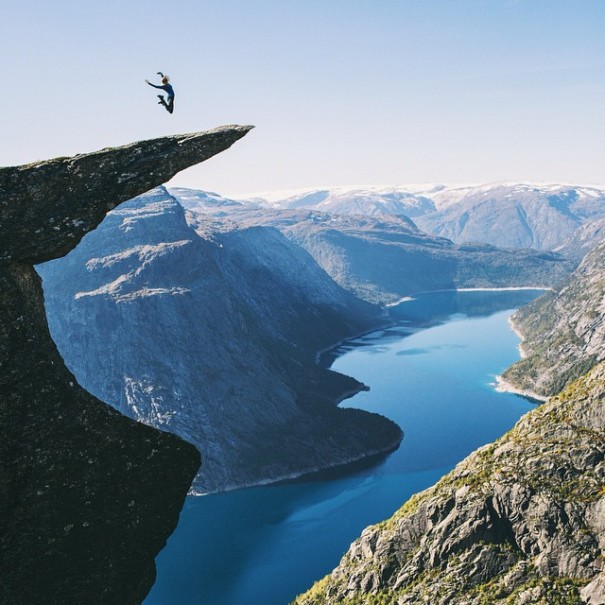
<box><xmin>494</xmin><ymin>313</ymin><xmax>548</xmax><ymax>401</ymax></box>
<box><xmin>192</xmin><ymin>288</ymin><xmax>548</xmax><ymax>497</ymax></box>
<box><xmin>189</xmin><ymin>431</ymin><xmax>403</xmax><ymax>496</ymax></box>
<box><xmin>493</xmin><ymin>374</ymin><xmax>548</xmax><ymax>402</ymax></box>
<box><xmin>508</xmin><ymin>315</ymin><xmax>528</xmax><ymax>359</ymax></box>
<box><xmin>385</xmin><ymin>286</ymin><xmax>551</xmax><ymax>307</ymax></box>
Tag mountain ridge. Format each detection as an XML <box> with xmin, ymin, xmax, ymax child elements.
<box><xmin>185</xmin><ymin>182</ymin><xmax>605</xmax><ymax>257</ymax></box>
<box><xmin>172</xmin><ymin>188</ymin><xmax>572</xmax><ymax>305</ymax></box>
<box><xmin>39</xmin><ymin>187</ymin><xmax>403</xmax><ymax>494</ymax></box>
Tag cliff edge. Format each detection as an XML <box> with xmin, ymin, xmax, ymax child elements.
<box><xmin>0</xmin><ymin>126</ymin><xmax>252</xmax><ymax>604</ymax></box>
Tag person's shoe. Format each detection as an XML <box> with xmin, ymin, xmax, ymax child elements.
<box><xmin>157</xmin><ymin>95</ymin><xmax>165</xmax><ymax>103</ymax></box>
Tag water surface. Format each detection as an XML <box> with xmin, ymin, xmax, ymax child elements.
<box><xmin>145</xmin><ymin>289</ymin><xmax>543</xmax><ymax>605</ymax></box>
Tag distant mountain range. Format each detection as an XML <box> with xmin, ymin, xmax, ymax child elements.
<box><xmin>183</xmin><ymin>183</ymin><xmax>605</xmax><ymax>256</ymax></box>
<box><xmin>172</xmin><ymin>187</ymin><xmax>571</xmax><ymax>305</ymax></box>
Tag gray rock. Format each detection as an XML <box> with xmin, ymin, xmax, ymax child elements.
<box><xmin>1</xmin><ymin>126</ymin><xmax>252</xmax><ymax>604</ymax></box>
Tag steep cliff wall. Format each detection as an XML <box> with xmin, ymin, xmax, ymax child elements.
<box><xmin>502</xmin><ymin>240</ymin><xmax>605</xmax><ymax>398</ymax></box>
<box><xmin>38</xmin><ymin>187</ymin><xmax>402</xmax><ymax>494</ymax></box>
<box><xmin>0</xmin><ymin>126</ymin><xmax>251</xmax><ymax>604</ymax></box>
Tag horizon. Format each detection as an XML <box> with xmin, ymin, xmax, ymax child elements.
<box><xmin>3</xmin><ymin>0</ymin><xmax>604</xmax><ymax>194</ymax></box>
<box><xmin>170</xmin><ymin>179</ymin><xmax>605</xmax><ymax>200</ymax></box>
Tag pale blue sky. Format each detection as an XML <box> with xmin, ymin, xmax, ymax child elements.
<box><xmin>1</xmin><ymin>0</ymin><xmax>604</xmax><ymax>194</ymax></box>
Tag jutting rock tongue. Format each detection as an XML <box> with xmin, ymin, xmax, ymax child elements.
<box><xmin>0</xmin><ymin>126</ymin><xmax>252</xmax><ymax>605</ymax></box>
<box><xmin>0</xmin><ymin>124</ymin><xmax>253</xmax><ymax>265</ymax></box>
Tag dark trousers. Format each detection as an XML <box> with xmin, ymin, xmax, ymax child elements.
<box><xmin>160</xmin><ymin>95</ymin><xmax>175</xmax><ymax>114</ymax></box>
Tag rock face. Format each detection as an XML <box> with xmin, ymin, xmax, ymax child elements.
<box><xmin>1</xmin><ymin>126</ymin><xmax>252</xmax><ymax>604</ymax></box>
<box><xmin>38</xmin><ymin>187</ymin><xmax>402</xmax><ymax>494</ymax></box>
<box><xmin>172</xmin><ymin>189</ymin><xmax>572</xmax><ymax>305</ymax></box>
<box><xmin>502</xmin><ymin>240</ymin><xmax>605</xmax><ymax>398</ymax></box>
<box><xmin>293</xmin><ymin>363</ymin><xmax>605</xmax><ymax>605</ymax></box>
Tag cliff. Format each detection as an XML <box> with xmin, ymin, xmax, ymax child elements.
<box><xmin>38</xmin><ymin>187</ymin><xmax>402</xmax><ymax>494</ymax></box>
<box><xmin>502</xmin><ymin>240</ymin><xmax>605</xmax><ymax>398</ymax></box>
<box><xmin>294</xmin><ymin>363</ymin><xmax>605</xmax><ymax>605</ymax></box>
<box><xmin>0</xmin><ymin>126</ymin><xmax>251</xmax><ymax>604</ymax></box>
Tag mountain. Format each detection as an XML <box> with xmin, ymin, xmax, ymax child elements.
<box><xmin>415</xmin><ymin>183</ymin><xmax>605</xmax><ymax>253</ymax></box>
<box><xmin>232</xmin><ymin>185</ymin><xmax>437</xmax><ymax>218</ymax></box>
<box><xmin>294</xmin><ymin>362</ymin><xmax>605</xmax><ymax>605</ymax></box>
<box><xmin>293</xmin><ymin>192</ymin><xmax>605</xmax><ymax>605</ymax></box>
<box><xmin>172</xmin><ymin>190</ymin><xmax>572</xmax><ymax>305</ymax></box>
<box><xmin>1</xmin><ymin>126</ymin><xmax>252</xmax><ymax>604</ymax></box>
<box><xmin>501</xmin><ymin>240</ymin><xmax>605</xmax><ymax>398</ymax></box>
<box><xmin>213</xmin><ymin>183</ymin><xmax>605</xmax><ymax>256</ymax></box>
<box><xmin>38</xmin><ymin>187</ymin><xmax>402</xmax><ymax>495</ymax></box>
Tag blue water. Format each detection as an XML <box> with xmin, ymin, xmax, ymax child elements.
<box><xmin>145</xmin><ymin>289</ymin><xmax>543</xmax><ymax>605</ymax></box>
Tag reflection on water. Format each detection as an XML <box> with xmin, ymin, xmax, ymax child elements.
<box><xmin>388</xmin><ymin>289</ymin><xmax>546</xmax><ymax>326</ymax></box>
<box><xmin>145</xmin><ymin>289</ymin><xmax>544</xmax><ymax>605</ymax></box>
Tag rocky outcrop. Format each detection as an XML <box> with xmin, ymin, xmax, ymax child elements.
<box><xmin>1</xmin><ymin>126</ymin><xmax>252</xmax><ymax>604</ymax></box>
<box><xmin>38</xmin><ymin>187</ymin><xmax>402</xmax><ymax>494</ymax></box>
<box><xmin>502</xmin><ymin>239</ymin><xmax>605</xmax><ymax>398</ymax></box>
<box><xmin>293</xmin><ymin>362</ymin><xmax>605</xmax><ymax>605</ymax></box>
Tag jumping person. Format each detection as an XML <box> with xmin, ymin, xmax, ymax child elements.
<box><xmin>145</xmin><ymin>72</ymin><xmax>175</xmax><ymax>114</ymax></box>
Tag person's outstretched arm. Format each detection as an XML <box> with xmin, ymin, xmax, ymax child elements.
<box><xmin>145</xmin><ymin>79</ymin><xmax>163</xmax><ymax>89</ymax></box>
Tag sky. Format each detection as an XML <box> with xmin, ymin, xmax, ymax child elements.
<box><xmin>1</xmin><ymin>0</ymin><xmax>604</xmax><ymax>195</ymax></box>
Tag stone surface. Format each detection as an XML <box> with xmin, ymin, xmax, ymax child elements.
<box><xmin>1</xmin><ymin>125</ymin><xmax>252</xmax><ymax>265</ymax></box>
<box><xmin>293</xmin><ymin>363</ymin><xmax>605</xmax><ymax>605</ymax></box>
<box><xmin>1</xmin><ymin>126</ymin><xmax>252</xmax><ymax>604</ymax></box>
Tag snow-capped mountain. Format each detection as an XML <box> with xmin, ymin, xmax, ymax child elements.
<box><xmin>231</xmin><ymin>185</ymin><xmax>437</xmax><ymax>218</ymax></box>
<box><xmin>171</xmin><ymin>190</ymin><xmax>571</xmax><ymax>305</ymax></box>
<box><xmin>415</xmin><ymin>183</ymin><xmax>605</xmax><ymax>252</ymax></box>
<box><xmin>192</xmin><ymin>182</ymin><xmax>605</xmax><ymax>254</ymax></box>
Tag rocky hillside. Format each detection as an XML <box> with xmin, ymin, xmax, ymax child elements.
<box><xmin>501</xmin><ymin>240</ymin><xmax>605</xmax><ymax>399</ymax></box>
<box><xmin>294</xmin><ymin>362</ymin><xmax>605</xmax><ymax>605</ymax></box>
<box><xmin>1</xmin><ymin>126</ymin><xmax>251</xmax><ymax>604</ymax></box>
<box><xmin>38</xmin><ymin>187</ymin><xmax>402</xmax><ymax>495</ymax></box>
<box><xmin>173</xmin><ymin>191</ymin><xmax>572</xmax><ymax>305</ymax></box>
